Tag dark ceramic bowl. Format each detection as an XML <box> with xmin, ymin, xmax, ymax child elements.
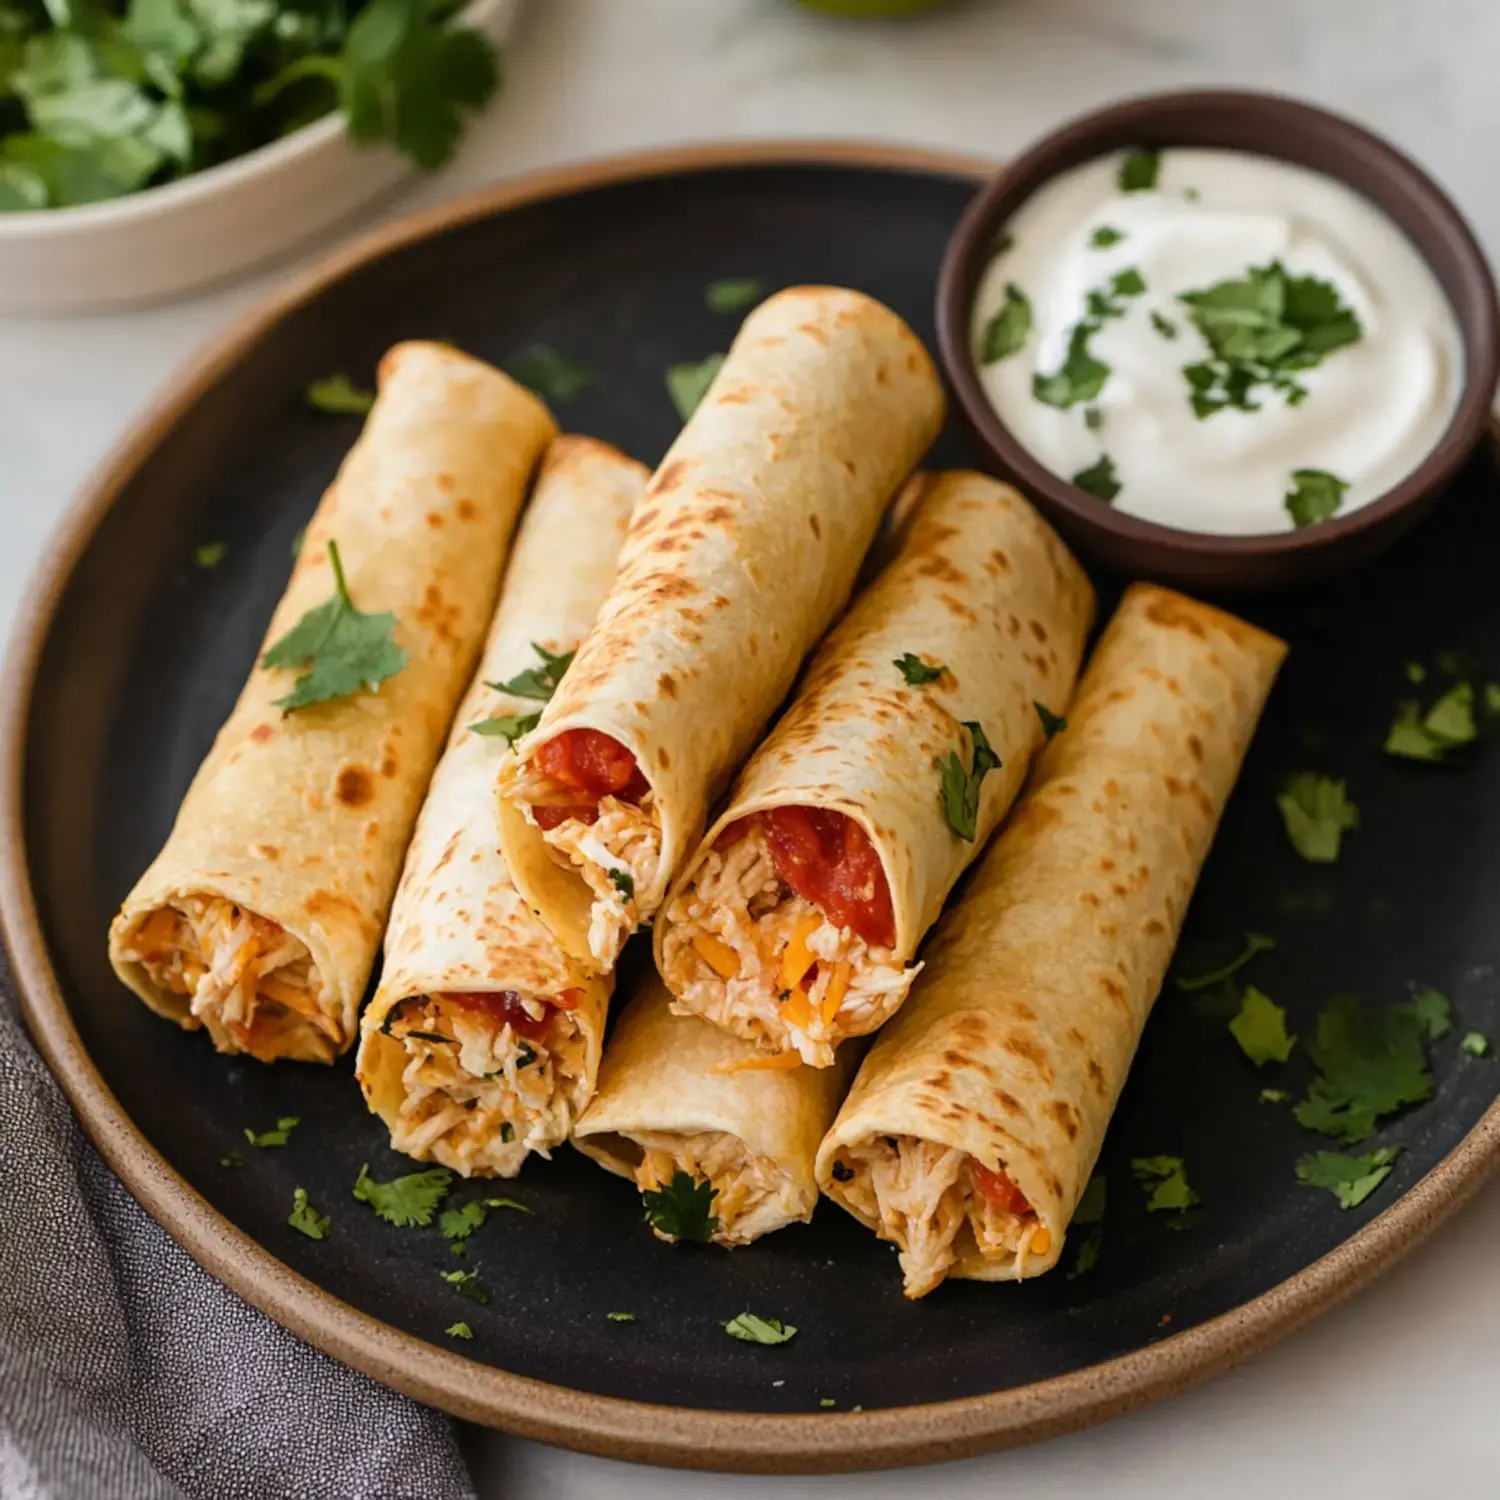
<box><xmin>936</xmin><ymin>90</ymin><xmax>1500</xmax><ymax>590</ymax></box>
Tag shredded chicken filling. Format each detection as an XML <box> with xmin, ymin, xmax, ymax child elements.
<box><xmin>382</xmin><ymin>995</ymin><xmax>588</xmax><ymax>1177</ymax></box>
<box><xmin>832</xmin><ymin>1137</ymin><xmax>1045</xmax><ymax>1299</ymax></box>
<box><xmin>630</xmin><ymin>1130</ymin><xmax>803</xmax><ymax>1247</ymax></box>
<box><xmin>117</xmin><ymin>896</ymin><xmax>330</xmax><ymax>1061</ymax></box>
<box><xmin>510</xmin><ymin>765</ymin><xmax>661</xmax><ymax>967</ymax></box>
<box><xmin>660</xmin><ymin>825</ymin><xmax>914</xmax><ymax>1066</ymax></box>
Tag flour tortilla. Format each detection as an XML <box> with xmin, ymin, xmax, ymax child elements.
<box><xmin>108</xmin><ymin>342</ymin><xmax>556</xmax><ymax>1061</ymax></box>
<box><xmin>654</xmin><ymin>469</ymin><xmax>1095</xmax><ymax>1053</ymax></box>
<box><xmin>817</xmin><ymin>583</ymin><xmax>1287</xmax><ymax>1283</ymax></box>
<box><xmin>497</xmin><ymin>287</ymin><xmax>945</xmax><ymax>966</ymax></box>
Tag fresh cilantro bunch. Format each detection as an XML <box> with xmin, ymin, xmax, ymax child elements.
<box><xmin>0</xmin><ymin>0</ymin><xmax>500</xmax><ymax>211</ymax></box>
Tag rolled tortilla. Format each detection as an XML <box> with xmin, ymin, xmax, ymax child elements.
<box><xmin>496</xmin><ymin>287</ymin><xmax>945</xmax><ymax>972</ymax></box>
<box><xmin>575</xmin><ymin>974</ymin><xmax>856</xmax><ymax>1246</ymax></box>
<box><xmin>656</xmin><ymin>470</ymin><xmax>1096</xmax><ymax>1067</ymax></box>
<box><xmin>817</xmin><ymin>584</ymin><xmax>1287</xmax><ymax>1296</ymax></box>
<box><xmin>108</xmin><ymin>343</ymin><xmax>556</xmax><ymax>1063</ymax></box>
<box><xmin>355</xmin><ymin>437</ymin><xmax>647</xmax><ymax>1174</ymax></box>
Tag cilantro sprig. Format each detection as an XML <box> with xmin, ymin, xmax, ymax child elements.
<box><xmin>1071</xmin><ymin>453</ymin><xmax>1120</xmax><ymax>502</ymax></box>
<box><xmin>666</xmin><ymin>354</ymin><xmax>725</xmax><ymax>421</ymax></box>
<box><xmin>977</xmin><ymin>283</ymin><xmax>1032</xmax><ymax>365</ymax></box>
<box><xmin>1285</xmin><ymin>469</ymin><xmax>1348</xmax><ymax>528</ymax></box>
<box><xmin>261</xmin><ymin>539</ymin><xmax>409</xmax><ymax>712</ymax></box>
<box><xmin>1277</xmin><ymin>774</ymin><xmax>1358</xmax><ymax>863</ymax></box>
<box><xmin>939</xmin><ymin>720</ymin><xmax>1000</xmax><ymax>841</ymax></box>
<box><xmin>706</xmin><ymin>278</ymin><xmax>762</xmax><ymax>314</ymax></box>
<box><xmin>1175</xmin><ymin>932</ymin><xmax>1275</xmax><ymax>993</ymax></box>
<box><xmin>1296</xmin><ymin>1146</ymin><xmax>1403</xmax><ymax>1209</ymax></box>
<box><xmin>1033</xmin><ymin>268</ymin><xmax>1146</xmax><ymax>410</ymax></box>
<box><xmin>244</xmin><ymin>1116</ymin><xmax>299</xmax><ymax>1148</ymax></box>
<box><xmin>470</xmin><ymin>642</ymin><xmax>572</xmax><ymax>738</ymax></box>
<box><xmin>352</xmin><ymin>1163</ymin><xmax>452</xmax><ymax>1227</ymax></box>
<box><xmin>723</xmin><ymin>1312</ymin><xmax>797</xmax><ymax>1346</ymax></box>
<box><xmin>893</xmin><ymin>653</ymin><xmax>945</xmax><ymax>686</ymax></box>
<box><xmin>1229</xmin><ymin>986</ymin><xmax>1297</xmax><ymax>1066</ymax></box>
<box><xmin>288</xmin><ymin>1188</ymin><xmax>329</xmax><ymax>1240</ymax></box>
<box><xmin>306</xmin><ymin>374</ymin><xmax>376</xmax><ymax>415</ymax></box>
<box><xmin>641</xmin><ymin>1171</ymin><xmax>718</xmax><ymax>1244</ymax></box>
<box><xmin>1033</xmin><ymin>701</ymin><xmax>1066</xmax><ymax>739</ymax></box>
<box><xmin>1131</xmin><ymin>1156</ymin><xmax>1198</xmax><ymax>1225</ymax></box>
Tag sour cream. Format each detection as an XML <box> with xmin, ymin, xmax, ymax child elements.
<box><xmin>971</xmin><ymin>148</ymin><xmax>1463</xmax><ymax>535</ymax></box>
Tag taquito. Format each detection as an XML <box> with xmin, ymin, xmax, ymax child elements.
<box><xmin>109</xmin><ymin>343</ymin><xmax>556</xmax><ymax>1063</ymax></box>
<box><xmin>496</xmin><ymin>287</ymin><xmax>945</xmax><ymax>971</ymax></box>
<box><xmin>656</xmin><ymin>470</ymin><xmax>1095</xmax><ymax>1066</ymax></box>
<box><xmin>356</xmin><ymin>437</ymin><xmax>646</xmax><ymax>1174</ymax></box>
<box><xmin>575</xmin><ymin>975</ymin><xmax>854</xmax><ymax>1246</ymax></box>
<box><xmin>817</xmin><ymin>584</ymin><xmax>1287</xmax><ymax>1295</ymax></box>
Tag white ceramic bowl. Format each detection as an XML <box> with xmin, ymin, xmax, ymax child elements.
<box><xmin>0</xmin><ymin>0</ymin><xmax>518</xmax><ymax>317</ymax></box>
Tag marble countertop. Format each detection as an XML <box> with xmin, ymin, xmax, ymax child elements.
<box><xmin>4</xmin><ymin>1</ymin><xmax>1498</xmax><ymax>1494</ymax></box>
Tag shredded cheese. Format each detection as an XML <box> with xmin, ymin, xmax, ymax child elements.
<box><xmin>779</xmin><ymin>913</ymin><xmax>823</xmax><ymax>992</ymax></box>
<box><xmin>692</xmin><ymin>932</ymin><xmax>741</xmax><ymax>980</ymax></box>
<box><xmin>819</xmin><ymin>959</ymin><xmax>851</xmax><ymax>1027</ymax></box>
<box><xmin>710</xmin><ymin>1051</ymin><xmax>803</xmax><ymax>1075</ymax></box>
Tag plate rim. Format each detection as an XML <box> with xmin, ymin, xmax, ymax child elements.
<box><xmin>4</xmin><ymin>137</ymin><xmax>1498</xmax><ymax>1475</ymax></box>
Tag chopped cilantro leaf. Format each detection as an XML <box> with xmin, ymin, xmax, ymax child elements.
<box><xmin>1084</xmin><ymin>406</ymin><xmax>1104</xmax><ymax>431</ymax></box>
<box><xmin>195</xmin><ymin>541</ymin><xmax>227</xmax><ymax>569</ymax></box>
<box><xmin>893</xmin><ymin>653</ymin><xmax>945</xmax><ymax>686</ymax></box>
<box><xmin>1131</xmin><ymin>1156</ymin><xmax>1198</xmax><ymax>1216</ymax></box>
<box><xmin>1034</xmin><ymin>324</ymin><xmax>1111</xmax><ymax>409</ymax></box>
<box><xmin>1072</xmin><ymin>453</ymin><xmax>1120</xmax><ymax>502</ymax></box>
<box><xmin>1294</xmin><ymin>993</ymin><xmax>1434</xmax><ymax>1143</ymax></box>
<box><xmin>509</xmin><ymin>345</ymin><xmax>593</xmax><ymax>404</ymax></box>
<box><xmin>288</xmin><ymin>1188</ymin><xmax>329</xmax><ymax>1240</ymax></box>
<box><xmin>445</xmin><ymin>1321</ymin><xmax>473</xmax><ymax>1339</ymax></box>
<box><xmin>244</xmin><ymin>1116</ymin><xmax>299</xmax><ymax>1148</ymax></box>
<box><xmin>607</xmin><ymin>1311</ymin><xmax>636</xmax><ymax>1322</ymax></box>
<box><xmin>1461</xmin><ymin>1031</ymin><xmax>1492</xmax><ymax>1057</ymax></box>
<box><xmin>1229</xmin><ymin>985</ymin><xmax>1297</xmax><ymax>1066</ymax></box>
<box><xmin>1406</xmin><ymin>983</ymin><xmax>1452</xmax><ymax>1041</ymax></box>
<box><xmin>939</xmin><ymin>720</ymin><xmax>1001</xmax><ymax>841</ymax></box>
<box><xmin>440</xmin><ymin>1268</ymin><xmax>490</xmax><ymax>1304</ymax></box>
<box><xmin>609</xmin><ymin>868</ymin><xmax>635</xmax><ymax>901</ymax></box>
<box><xmin>482</xmin><ymin>1196</ymin><xmax>532</xmax><ymax>1216</ymax></box>
<box><xmin>1034</xmin><ymin>701</ymin><xmax>1067</xmax><ymax>738</ymax></box>
<box><xmin>261</xmin><ymin>539</ymin><xmax>409</xmax><ymax>712</ymax></box>
<box><xmin>1277</xmin><ymin>774</ymin><xmax>1358</xmax><ymax>863</ymax></box>
<box><xmin>1259</xmin><ymin>1087</ymin><xmax>1289</xmax><ymax>1104</ymax></box>
<box><xmin>500</xmin><ymin>1122</ymin><xmax>515</xmax><ymax>1144</ymax></box>
<box><xmin>220</xmin><ymin>1149</ymin><xmax>244</xmax><ymax>1168</ymax></box>
<box><xmin>1089</xmin><ymin>225</ymin><xmax>1125</xmax><ymax>248</ymax></box>
<box><xmin>1176</xmin><ymin>932</ymin><xmax>1275</xmax><ymax>992</ymax></box>
<box><xmin>1406</xmin><ymin>662</ymin><xmax>1427</xmax><ymax>684</ymax></box>
<box><xmin>352</xmin><ymin>1162</ymin><xmax>452</xmax><ymax>1227</ymax></box>
<box><xmin>724</xmin><ymin>1312</ymin><xmax>797</xmax><ymax>1345</ymax></box>
<box><xmin>666</xmin><ymin>354</ymin><xmax>725</xmax><ymax>421</ymax></box>
<box><xmin>1111</xmin><ymin>267</ymin><xmax>1146</xmax><ymax>297</ymax></box>
<box><xmin>306</xmin><ymin>374</ymin><xmax>375</xmax><ymax>415</ymax></box>
<box><xmin>1119</xmin><ymin>149</ymin><xmax>1161</xmax><ymax>192</ymax></box>
<box><xmin>469</xmin><ymin>710</ymin><xmax>540</xmax><ymax>743</ymax></box>
<box><xmin>1285</xmin><ymin>469</ymin><xmax>1348</xmax><ymax>528</ymax></box>
<box><xmin>819</xmin><ymin>1398</ymin><xmax>836</xmax><ymax>1408</ymax></box>
<box><xmin>1150</xmin><ymin>310</ymin><xmax>1177</xmax><ymax>339</ymax></box>
<box><xmin>489</xmin><ymin>642</ymin><xmax>573</xmax><ymax>702</ymax></box>
<box><xmin>438</xmin><ymin>1200</ymin><xmax>487</xmax><ymax>1243</ymax></box>
<box><xmin>978</xmin><ymin>283</ymin><xmax>1032</xmax><ymax>364</ymax></box>
<box><xmin>705</xmin><ymin>278</ymin><xmax>762</xmax><ymax>314</ymax></box>
<box><xmin>1386</xmin><ymin>681</ymin><xmax>1478</xmax><ymax>763</ymax></box>
<box><xmin>515</xmin><ymin>1045</ymin><xmax>537</xmax><ymax>1069</ymax></box>
<box><xmin>1296</xmin><ymin>1146</ymin><xmax>1403</xmax><ymax>1209</ymax></box>
<box><xmin>641</xmin><ymin>1170</ymin><xmax>718</xmax><ymax>1243</ymax></box>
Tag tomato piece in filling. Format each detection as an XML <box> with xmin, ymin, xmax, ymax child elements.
<box><xmin>532</xmin><ymin>730</ymin><xmax>649</xmax><ymax>830</ymax></box>
<box><xmin>442</xmin><ymin>990</ymin><xmax>552</xmax><ymax>1043</ymax></box>
<box><xmin>969</xmin><ymin>1160</ymin><xmax>1033</xmax><ymax>1218</ymax></box>
<box><xmin>747</xmin><ymin>805</ymin><xmax>896</xmax><ymax>949</ymax></box>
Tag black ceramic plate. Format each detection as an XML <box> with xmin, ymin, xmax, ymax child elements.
<box><xmin>5</xmin><ymin>144</ymin><xmax>1500</xmax><ymax>1475</ymax></box>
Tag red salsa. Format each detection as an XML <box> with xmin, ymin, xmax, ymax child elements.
<box><xmin>969</xmin><ymin>1160</ymin><xmax>1033</xmax><ymax>1217</ymax></box>
<box><xmin>532</xmin><ymin>729</ymin><xmax>650</xmax><ymax>830</ymax></box>
<box><xmin>441</xmin><ymin>989</ymin><xmax>578</xmax><ymax>1042</ymax></box>
<box><xmin>728</xmin><ymin>805</ymin><xmax>895</xmax><ymax>949</ymax></box>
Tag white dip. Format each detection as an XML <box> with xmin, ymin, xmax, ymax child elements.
<box><xmin>971</xmin><ymin>148</ymin><xmax>1463</xmax><ymax>535</ymax></box>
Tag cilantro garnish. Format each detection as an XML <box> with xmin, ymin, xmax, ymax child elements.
<box><xmin>1066</xmin><ymin>1174</ymin><xmax>1106</xmax><ymax>1280</ymax></box>
<box><xmin>1033</xmin><ymin>269</ymin><xmax>1146</xmax><ymax>410</ymax></box>
<box><xmin>1084</xmin><ymin>406</ymin><xmax>1104</xmax><ymax>431</ymax></box>
<box><xmin>1296</xmin><ymin>1146</ymin><xmax>1403</xmax><ymax>1209</ymax></box>
<box><xmin>1385</xmin><ymin>682</ymin><xmax>1478</xmax><ymax>762</ymax></box>
<box><xmin>488</xmin><ymin>641</ymin><xmax>574</xmax><ymax>702</ymax></box>
<box><xmin>723</xmin><ymin>1312</ymin><xmax>797</xmax><ymax>1345</ymax></box>
<box><xmin>305</xmin><ymin>374</ymin><xmax>375</xmax><ymax>415</ymax></box>
<box><xmin>1294</xmin><ymin>992</ymin><xmax>1436</xmax><ymax>1144</ymax></box>
<box><xmin>352</xmin><ymin>1163</ymin><xmax>452</xmax><ymax>1227</ymax></box>
<box><xmin>220</xmin><ymin>1150</ymin><xmax>244</xmax><ymax>1168</ymax></box>
<box><xmin>1406</xmin><ymin>983</ymin><xmax>1451</xmax><ymax>1041</ymax></box>
<box><xmin>641</xmin><ymin>1170</ymin><xmax>718</xmax><ymax>1243</ymax></box>
<box><xmin>261</xmin><ymin>539</ymin><xmax>409</xmax><ymax>712</ymax></box>
<box><xmin>666</xmin><ymin>354</ymin><xmax>726</xmax><ymax>420</ymax></box>
<box><xmin>445</xmin><ymin>1321</ymin><xmax>473</xmax><ymax>1339</ymax></box>
<box><xmin>1229</xmin><ymin>985</ymin><xmax>1297</xmax><ymax>1066</ymax></box>
<box><xmin>893</xmin><ymin>653</ymin><xmax>945</xmax><ymax>686</ymax></box>
<box><xmin>1259</xmin><ymin>1087</ymin><xmax>1289</xmax><ymax>1104</ymax></box>
<box><xmin>509</xmin><ymin>345</ymin><xmax>594</xmax><ymax>404</ymax></box>
<box><xmin>1461</xmin><ymin>1031</ymin><xmax>1492</xmax><ymax>1057</ymax></box>
<box><xmin>1276</xmin><ymin>774</ymin><xmax>1358</xmax><ymax>863</ymax></box>
<box><xmin>1089</xmin><ymin>225</ymin><xmax>1125</xmax><ymax>248</ymax></box>
<box><xmin>1033</xmin><ymin>701</ymin><xmax>1066</xmax><ymax>739</ymax></box>
<box><xmin>1131</xmin><ymin>1156</ymin><xmax>1198</xmax><ymax>1218</ymax></box>
<box><xmin>1072</xmin><ymin>453</ymin><xmax>1120</xmax><ymax>502</ymax></box>
<box><xmin>469</xmin><ymin>710</ymin><xmax>540</xmax><ymax>743</ymax></box>
<box><xmin>1118</xmin><ymin>149</ymin><xmax>1161</xmax><ymax>192</ymax></box>
<box><xmin>1177</xmin><ymin>261</ymin><xmax>1362</xmax><ymax>419</ymax></box>
<box><xmin>1176</xmin><ymin>932</ymin><xmax>1275</xmax><ymax>992</ymax></box>
<box><xmin>439</xmin><ymin>1201</ymin><xmax>487</xmax><ymax>1244</ymax></box>
<box><xmin>195</xmin><ymin>541</ymin><xmax>227</xmax><ymax>569</ymax></box>
<box><xmin>939</xmin><ymin>720</ymin><xmax>1001</xmax><ymax>841</ymax></box>
<box><xmin>609</xmin><ymin>869</ymin><xmax>635</xmax><ymax>901</ymax></box>
<box><xmin>440</xmin><ymin>1268</ymin><xmax>490</xmax><ymax>1304</ymax></box>
<box><xmin>515</xmin><ymin>1045</ymin><xmax>537</xmax><ymax>1069</ymax></box>
<box><xmin>819</xmin><ymin>1398</ymin><xmax>836</xmax><ymax>1408</ymax></box>
<box><xmin>500</xmin><ymin>1122</ymin><xmax>515</xmax><ymax>1143</ymax></box>
<box><xmin>1150</xmin><ymin>310</ymin><xmax>1177</xmax><ymax>340</ymax></box>
<box><xmin>705</xmin><ymin>278</ymin><xmax>762</xmax><ymax>313</ymax></box>
<box><xmin>978</xmin><ymin>283</ymin><xmax>1032</xmax><ymax>364</ymax></box>
<box><xmin>288</xmin><ymin>1188</ymin><xmax>329</xmax><ymax>1240</ymax></box>
<box><xmin>606</xmin><ymin>1311</ymin><xmax>637</xmax><ymax>1322</ymax></box>
<box><xmin>1285</xmin><ymin>469</ymin><xmax>1348</xmax><ymax>528</ymax></box>
<box><xmin>244</xmin><ymin>1116</ymin><xmax>299</xmax><ymax>1148</ymax></box>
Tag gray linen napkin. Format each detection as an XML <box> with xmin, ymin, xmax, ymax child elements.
<box><xmin>0</xmin><ymin>949</ymin><xmax>476</xmax><ymax>1500</ymax></box>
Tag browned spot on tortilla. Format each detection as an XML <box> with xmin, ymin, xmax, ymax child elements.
<box><xmin>1080</xmin><ymin>891</ymin><xmax>1100</xmax><ymax>908</ymax></box>
<box><xmin>809</xmin><ymin>514</ymin><xmax>822</xmax><ymax>540</ymax></box>
<box><xmin>1044</xmin><ymin>1099</ymin><xmax>1081</xmax><ymax>1141</ymax></box>
<box><xmin>942</xmin><ymin>1050</ymin><xmax>968</xmax><ymax>1069</ymax></box>
<box><xmin>1099</xmin><ymin>857</ymin><xmax>1116</xmax><ymax>872</ymax></box>
<box><xmin>304</xmin><ymin>889</ymin><xmax>365</xmax><ymax>927</ymax></box>
<box><xmin>876</xmin><ymin>363</ymin><xmax>889</xmax><ymax>385</ymax></box>
<box><xmin>1165</xmin><ymin>775</ymin><xmax>1184</xmax><ymax>795</ymax></box>
<box><xmin>915</xmin><ymin>555</ymin><xmax>966</xmax><ymax>586</ymax></box>
<box><xmin>1144</xmin><ymin>917</ymin><xmax>1166</xmax><ymax>936</ymax></box>
<box><xmin>798</xmin><ymin>321</ymin><xmax>831</xmax><ymax>346</ymax></box>
<box><xmin>363</xmin><ymin>820</ymin><xmax>380</xmax><ymax>842</ymax></box>
<box><xmin>1098</xmin><ymin>975</ymin><xmax>1128</xmax><ymax>1009</ymax></box>
<box><xmin>1066</xmin><ymin>1027</ymin><xmax>1086</xmax><ymax>1047</ymax></box>
<box><xmin>380</xmin><ymin>753</ymin><xmax>399</xmax><ymax>778</ymax></box>
<box><xmin>927</xmin><ymin>1071</ymin><xmax>950</xmax><ymax>1092</ymax></box>
<box><xmin>993</xmin><ymin>1089</ymin><xmax>1023</xmax><ymax>1114</ymax></box>
<box><xmin>657</xmin><ymin>672</ymin><xmax>678</xmax><ymax>700</ymax></box>
<box><xmin>434</xmin><ymin>473</ymin><xmax>455</xmax><ymax>493</ymax></box>
<box><xmin>456</xmin><ymin>498</ymin><xmax>478</xmax><ymax>522</ymax></box>
<box><xmin>249</xmin><ymin>723</ymin><xmax>276</xmax><ymax>744</ymax></box>
<box><xmin>426</xmin><ymin>511</ymin><xmax>444</xmax><ymax>528</ymax></box>
<box><xmin>335</xmin><ymin>764</ymin><xmax>375</xmax><ymax>808</ymax></box>
<box><xmin>1002</xmin><ymin>1032</ymin><xmax>1052</xmax><ymax>1081</ymax></box>
<box><xmin>1086</xmin><ymin>1057</ymin><xmax>1108</xmax><ymax>1098</ymax></box>
<box><xmin>652</xmin><ymin>460</ymin><xmax>687</xmax><ymax>495</ymax></box>
<box><xmin>938</xmin><ymin>592</ymin><xmax>979</xmax><ymax>626</ymax></box>
<box><xmin>249</xmin><ymin>843</ymin><xmax>279</xmax><ymax>861</ymax></box>
<box><xmin>1194</xmin><ymin>785</ymin><xmax>1216</xmax><ymax>819</ymax></box>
